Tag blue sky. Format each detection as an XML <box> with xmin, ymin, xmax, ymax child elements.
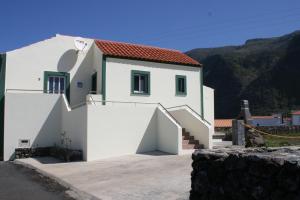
<box><xmin>1</xmin><ymin>0</ymin><xmax>300</xmax><ymax>52</ymax></box>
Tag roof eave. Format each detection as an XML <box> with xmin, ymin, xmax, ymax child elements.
<box><xmin>103</xmin><ymin>54</ymin><xmax>202</xmax><ymax>68</ymax></box>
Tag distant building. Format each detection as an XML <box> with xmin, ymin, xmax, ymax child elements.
<box><xmin>283</xmin><ymin>117</ymin><xmax>292</xmax><ymax>126</ymax></box>
<box><xmin>215</xmin><ymin>114</ymin><xmax>284</xmax><ymax>129</ymax></box>
<box><xmin>252</xmin><ymin>114</ymin><xmax>283</xmax><ymax>127</ymax></box>
<box><xmin>292</xmin><ymin>111</ymin><xmax>300</xmax><ymax>126</ymax></box>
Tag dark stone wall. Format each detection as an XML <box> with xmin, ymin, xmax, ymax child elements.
<box><xmin>15</xmin><ymin>147</ymin><xmax>82</xmax><ymax>162</ymax></box>
<box><xmin>191</xmin><ymin>147</ymin><xmax>300</xmax><ymax>200</ymax></box>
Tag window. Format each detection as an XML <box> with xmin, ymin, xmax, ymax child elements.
<box><xmin>91</xmin><ymin>72</ymin><xmax>97</xmax><ymax>94</ymax></box>
<box><xmin>131</xmin><ymin>70</ymin><xmax>150</xmax><ymax>95</ymax></box>
<box><xmin>44</xmin><ymin>71</ymin><xmax>70</xmax><ymax>101</ymax></box>
<box><xmin>48</xmin><ymin>76</ymin><xmax>66</xmax><ymax>94</ymax></box>
<box><xmin>176</xmin><ymin>75</ymin><xmax>187</xmax><ymax>96</ymax></box>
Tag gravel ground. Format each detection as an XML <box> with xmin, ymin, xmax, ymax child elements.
<box><xmin>0</xmin><ymin>162</ymin><xmax>75</xmax><ymax>200</ymax></box>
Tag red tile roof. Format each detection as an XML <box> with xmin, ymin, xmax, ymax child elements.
<box><xmin>292</xmin><ymin>111</ymin><xmax>300</xmax><ymax>115</ymax></box>
<box><xmin>95</xmin><ymin>40</ymin><xmax>201</xmax><ymax>67</ymax></box>
<box><xmin>215</xmin><ymin>119</ymin><xmax>233</xmax><ymax>128</ymax></box>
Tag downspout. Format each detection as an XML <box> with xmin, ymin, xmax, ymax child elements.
<box><xmin>101</xmin><ymin>56</ymin><xmax>106</xmax><ymax>105</ymax></box>
<box><xmin>200</xmin><ymin>67</ymin><xmax>204</xmax><ymax>119</ymax></box>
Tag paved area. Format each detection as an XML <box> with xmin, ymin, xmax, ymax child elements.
<box><xmin>0</xmin><ymin>162</ymin><xmax>75</xmax><ymax>200</ymax></box>
<box><xmin>17</xmin><ymin>152</ymin><xmax>193</xmax><ymax>200</ymax></box>
<box><xmin>213</xmin><ymin>140</ymin><xmax>233</xmax><ymax>147</ymax></box>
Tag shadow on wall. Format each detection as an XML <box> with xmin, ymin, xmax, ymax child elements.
<box><xmin>9</xmin><ymin>97</ymin><xmax>62</xmax><ymax>160</ymax></box>
<box><xmin>57</xmin><ymin>49</ymin><xmax>78</xmax><ymax>72</ymax></box>
<box><xmin>31</xmin><ymin>97</ymin><xmax>62</xmax><ymax>148</ymax></box>
<box><xmin>68</xmin><ymin>46</ymin><xmax>95</xmax><ymax>106</ymax></box>
<box><xmin>136</xmin><ymin>110</ymin><xmax>158</xmax><ymax>153</ymax></box>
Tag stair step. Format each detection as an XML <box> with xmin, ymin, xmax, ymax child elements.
<box><xmin>181</xmin><ymin>127</ymin><xmax>203</xmax><ymax>150</ymax></box>
<box><xmin>182</xmin><ymin>139</ymin><xmax>190</xmax><ymax>145</ymax></box>
<box><xmin>182</xmin><ymin>144</ymin><xmax>195</xmax><ymax>149</ymax></box>
<box><xmin>189</xmin><ymin>140</ymin><xmax>199</xmax><ymax>145</ymax></box>
<box><xmin>182</xmin><ymin>142</ymin><xmax>204</xmax><ymax>149</ymax></box>
<box><xmin>194</xmin><ymin>144</ymin><xmax>204</xmax><ymax>149</ymax></box>
<box><xmin>182</xmin><ymin>131</ymin><xmax>190</xmax><ymax>136</ymax></box>
<box><xmin>182</xmin><ymin>136</ymin><xmax>199</xmax><ymax>144</ymax></box>
<box><xmin>182</xmin><ymin>135</ymin><xmax>194</xmax><ymax>140</ymax></box>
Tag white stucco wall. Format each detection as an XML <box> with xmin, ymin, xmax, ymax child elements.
<box><xmin>157</xmin><ymin>107</ymin><xmax>181</xmax><ymax>154</ymax></box>
<box><xmin>105</xmin><ymin>57</ymin><xmax>202</xmax><ymax>113</ymax></box>
<box><xmin>5</xmin><ymin>35</ymin><xmax>99</xmax><ymax>106</ymax></box>
<box><xmin>4</xmin><ymin>93</ymin><xmax>62</xmax><ymax>160</ymax></box>
<box><xmin>86</xmin><ymin>104</ymin><xmax>158</xmax><ymax>161</ymax></box>
<box><xmin>292</xmin><ymin>115</ymin><xmax>300</xmax><ymax>126</ymax></box>
<box><xmin>3</xmin><ymin>34</ymin><xmax>214</xmax><ymax>161</ymax></box>
<box><xmin>169</xmin><ymin>108</ymin><xmax>213</xmax><ymax>149</ymax></box>
<box><xmin>203</xmin><ymin>86</ymin><xmax>214</xmax><ymax>127</ymax></box>
<box><xmin>61</xmin><ymin>96</ymin><xmax>87</xmax><ymax>160</ymax></box>
<box><xmin>3</xmin><ymin>92</ymin><xmax>184</xmax><ymax>161</ymax></box>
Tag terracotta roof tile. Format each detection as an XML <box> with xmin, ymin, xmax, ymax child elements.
<box><xmin>95</xmin><ymin>40</ymin><xmax>201</xmax><ymax>67</ymax></box>
<box><xmin>292</xmin><ymin>111</ymin><xmax>300</xmax><ymax>115</ymax></box>
<box><xmin>215</xmin><ymin>119</ymin><xmax>233</xmax><ymax>128</ymax></box>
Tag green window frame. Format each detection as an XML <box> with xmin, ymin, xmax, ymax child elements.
<box><xmin>176</xmin><ymin>75</ymin><xmax>187</xmax><ymax>96</ymax></box>
<box><xmin>43</xmin><ymin>71</ymin><xmax>70</xmax><ymax>102</ymax></box>
<box><xmin>131</xmin><ymin>70</ymin><xmax>150</xmax><ymax>95</ymax></box>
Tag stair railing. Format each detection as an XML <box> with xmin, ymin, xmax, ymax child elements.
<box><xmin>157</xmin><ymin>103</ymin><xmax>181</xmax><ymax>126</ymax></box>
<box><xmin>89</xmin><ymin>100</ymin><xmax>181</xmax><ymax>126</ymax></box>
<box><xmin>166</xmin><ymin>104</ymin><xmax>211</xmax><ymax>125</ymax></box>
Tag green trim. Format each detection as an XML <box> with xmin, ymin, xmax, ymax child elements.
<box><xmin>130</xmin><ymin>70</ymin><xmax>150</xmax><ymax>96</ymax></box>
<box><xmin>0</xmin><ymin>54</ymin><xmax>6</xmax><ymax>160</ymax></box>
<box><xmin>101</xmin><ymin>56</ymin><xmax>106</xmax><ymax>105</ymax></box>
<box><xmin>175</xmin><ymin>75</ymin><xmax>187</xmax><ymax>96</ymax></box>
<box><xmin>200</xmin><ymin>68</ymin><xmax>204</xmax><ymax>119</ymax></box>
<box><xmin>43</xmin><ymin>71</ymin><xmax>70</xmax><ymax>102</ymax></box>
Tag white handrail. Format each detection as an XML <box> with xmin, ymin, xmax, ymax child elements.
<box><xmin>90</xmin><ymin>100</ymin><xmax>181</xmax><ymax>126</ymax></box>
<box><xmin>166</xmin><ymin>104</ymin><xmax>211</xmax><ymax>125</ymax></box>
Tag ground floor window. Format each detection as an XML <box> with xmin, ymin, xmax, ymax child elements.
<box><xmin>176</xmin><ymin>75</ymin><xmax>187</xmax><ymax>96</ymax></box>
<box><xmin>44</xmin><ymin>71</ymin><xmax>70</xmax><ymax>101</ymax></box>
<box><xmin>131</xmin><ymin>70</ymin><xmax>150</xmax><ymax>95</ymax></box>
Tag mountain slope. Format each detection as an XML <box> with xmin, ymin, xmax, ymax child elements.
<box><xmin>186</xmin><ymin>31</ymin><xmax>300</xmax><ymax>118</ymax></box>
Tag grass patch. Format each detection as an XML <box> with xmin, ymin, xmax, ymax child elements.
<box><xmin>263</xmin><ymin>133</ymin><xmax>300</xmax><ymax>147</ymax></box>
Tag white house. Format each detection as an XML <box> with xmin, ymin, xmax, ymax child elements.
<box><xmin>0</xmin><ymin>34</ymin><xmax>214</xmax><ymax>161</ymax></box>
<box><xmin>292</xmin><ymin>111</ymin><xmax>300</xmax><ymax>126</ymax></box>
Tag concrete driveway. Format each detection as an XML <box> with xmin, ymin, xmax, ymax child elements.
<box><xmin>16</xmin><ymin>152</ymin><xmax>193</xmax><ymax>200</ymax></box>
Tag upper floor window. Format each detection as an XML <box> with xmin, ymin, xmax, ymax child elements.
<box><xmin>48</xmin><ymin>76</ymin><xmax>66</xmax><ymax>94</ymax></box>
<box><xmin>131</xmin><ymin>70</ymin><xmax>150</xmax><ymax>95</ymax></box>
<box><xmin>44</xmin><ymin>71</ymin><xmax>70</xmax><ymax>101</ymax></box>
<box><xmin>176</xmin><ymin>75</ymin><xmax>187</xmax><ymax>96</ymax></box>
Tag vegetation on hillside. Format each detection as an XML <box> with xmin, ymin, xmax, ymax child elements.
<box><xmin>186</xmin><ymin>31</ymin><xmax>300</xmax><ymax>118</ymax></box>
